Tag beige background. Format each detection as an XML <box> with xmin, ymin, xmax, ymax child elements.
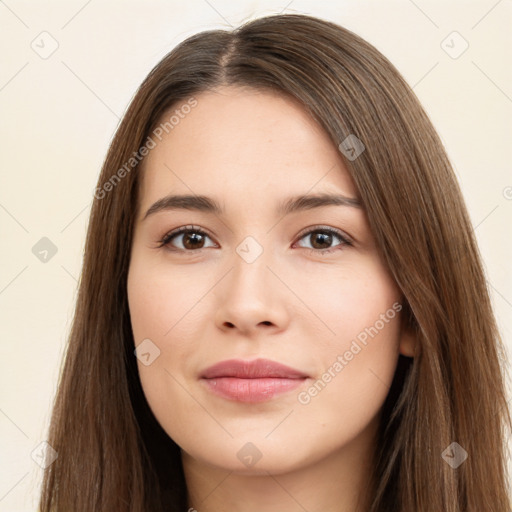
<box><xmin>1</xmin><ymin>0</ymin><xmax>511</xmax><ymax>509</ymax></box>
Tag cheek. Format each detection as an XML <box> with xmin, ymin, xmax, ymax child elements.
<box><xmin>293</xmin><ymin>262</ymin><xmax>402</xmax><ymax>422</ymax></box>
<box><xmin>301</xmin><ymin>313</ymin><xmax>402</xmax><ymax>409</ymax></box>
<box><xmin>296</xmin><ymin>259</ymin><xmax>401</xmax><ymax>345</ymax></box>
<box><xmin>126</xmin><ymin>256</ymin><xmax>212</xmax><ymax>438</ymax></box>
<box><xmin>127</xmin><ymin>256</ymin><xmax>206</xmax><ymax>346</ymax></box>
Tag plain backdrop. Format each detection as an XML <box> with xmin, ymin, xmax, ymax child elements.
<box><xmin>0</xmin><ymin>0</ymin><xmax>511</xmax><ymax>509</ymax></box>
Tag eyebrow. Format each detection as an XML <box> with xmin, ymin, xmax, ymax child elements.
<box><xmin>142</xmin><ymin>192</ymin><xmax>362</xmax><ymax>221</ymax></box>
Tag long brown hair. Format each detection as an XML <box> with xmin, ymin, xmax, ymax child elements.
<box><xmin>38</xmin><ymin>13</ymin><xmax>511</xmax><ymax>511</ymax></box>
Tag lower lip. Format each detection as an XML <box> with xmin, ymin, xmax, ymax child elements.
<box><xmin>201</xmin><ymin>377</ymin><xmax>307</xmax><ymax>403</ymax></box>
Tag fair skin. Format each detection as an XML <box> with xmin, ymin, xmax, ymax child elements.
<box><xmin>127</xmin><ymin>85</ymin><xmax>415</xmax><ymax>511</ymax></box>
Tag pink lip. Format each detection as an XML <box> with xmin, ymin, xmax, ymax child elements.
<box><xmin>200</xmin><ymin>358</ymin><xmax>308</xmax><ymax>403</ymax></box>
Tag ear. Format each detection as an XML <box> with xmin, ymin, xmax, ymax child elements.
<box><xmin>398</xmin><ymin>319</ymin><xmax>418</xmax><ymax>358</ymax></box>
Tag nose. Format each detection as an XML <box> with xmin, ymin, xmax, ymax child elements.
<box><xmin>214</xmin><ymin>246</ymin><xmax>290</xmax><ymax>336</ymax></box>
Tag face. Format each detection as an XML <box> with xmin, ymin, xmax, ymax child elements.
<box><xmin>127</xmin><ymin>85</ymin><xmax>414</xmax><ymax>475</ymax></box>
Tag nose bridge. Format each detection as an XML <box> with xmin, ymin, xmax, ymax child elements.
<box><xmin>213</xmin><ymin>232</ymin><xmax>288</xmax><ymax>333</ymax></box>
<box><xmin>230</xmin><ymin>233</ymin><xmax>272</xmax><ymax>293</ymax></box>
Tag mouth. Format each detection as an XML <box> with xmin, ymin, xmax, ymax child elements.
<box><xmin>199</xmin><ymin>358</ymin><xmax>309</xmax><ymax>403</ymax></box>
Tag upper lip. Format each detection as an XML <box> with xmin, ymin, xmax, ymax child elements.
<box><xmin>200</xmin><ymin>358</ymin><xmax>308</xmax><ymax>379</ymax></box>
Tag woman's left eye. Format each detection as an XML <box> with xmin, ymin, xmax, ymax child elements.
<box><xmin>157</xmin><ymin>225</ymin><xmax>351</xmax><ymax>254</ymax></box>
<box><xmin>293</xmin><ymin>226</ymin><xmax>352</xmax><ymax>254</ymax></box>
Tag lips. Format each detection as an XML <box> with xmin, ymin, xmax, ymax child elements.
<box><xmin>201</xmin><ymin>358</ymin><xmax>308</xmax><ymax>379</ymax></box>
<box><xmin>200</xmin><ymin>358</ymin><xmax>308</xmax><ymax>403</ymax></box>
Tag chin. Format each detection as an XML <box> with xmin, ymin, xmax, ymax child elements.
<box><xmin>182</xmin><ymin>438</ymin><xmax>315</xmax><ymax>476</ymax></box>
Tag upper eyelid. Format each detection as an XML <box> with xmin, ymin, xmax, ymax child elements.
<box><xmin>166</xmin><ymin>225</ymin><xmax>216</xmax><ymax>242</ymax></box>
<box><xmin>295</xmin><ymin>224</ymin><xmax>349</xmax><ymax>240</ymax></box>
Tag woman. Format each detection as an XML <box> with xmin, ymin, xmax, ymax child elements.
<box><xmin>38</xmin><ymin>13</ymin><xmax>511</xmax><ymax>511</ymax></box>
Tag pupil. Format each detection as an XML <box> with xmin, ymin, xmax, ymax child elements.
<box><xmin>313</xmin><ymin>232</ymin><xmax>331</xmax><ymax>249</ymax></box>
<box><xmin>184</xmin><ymin>232</ymin><xmax>203</xmax><ymax>249</ymax></box>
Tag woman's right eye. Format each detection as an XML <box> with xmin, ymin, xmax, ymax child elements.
<box><xmin>158</xmin><ymin>226</ymin><xmax>216</xmax><ymax>252</ymax></box>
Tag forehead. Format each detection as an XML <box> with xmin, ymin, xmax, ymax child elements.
<box><xmin>138</xmin><ymin>86</ymin><xmax>358</xmax><ymax>211</ymax></box>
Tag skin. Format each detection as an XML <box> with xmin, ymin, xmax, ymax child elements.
<box><xmin>127</xmin><ymin>85</ymin><xmax>416</xmax><ymax>512</ymax></box>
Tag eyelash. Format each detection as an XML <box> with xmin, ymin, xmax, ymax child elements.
<box><xmin>156</xmin><ymin>224</ymin><xmax>352</xmax><ymax>256</ymax></box>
